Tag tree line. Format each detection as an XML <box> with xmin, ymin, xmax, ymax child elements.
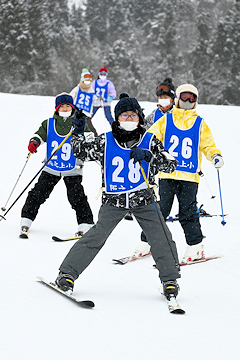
<box><xmin>0</xmin><ymin>0</ymin><xmax>239</xmax><ymax>105</ymax></box>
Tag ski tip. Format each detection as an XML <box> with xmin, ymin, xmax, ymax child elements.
<box><xmin>79</xmin><ymin>300</ymin><xmax>95</xmax><ymax>308</ymax></box>
<box><xmin>170</xmin><ymin>308</ymin><xmax>186</xmax><ymax>315</ymax></box>
<box><xmin>52</xmin><ymin>236</ymin><xmax>62</xmax><ymax>241</ymax></box>
<box><xmin>19</xmin><ymin>233</ymin><xmax>28</xmax><ymax>239</ymax></box>
<box><xmin>112</xmin><ymin>259</ymin><xmax>126</xmax><ymax>265</ymax></box>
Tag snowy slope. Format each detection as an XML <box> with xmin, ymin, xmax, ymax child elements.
<box><xmin>0</xmin><ymin>92</ymin><xmax>239</xmax><ymax>360</ymax></box>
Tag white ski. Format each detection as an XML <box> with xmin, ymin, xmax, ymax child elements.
<box><xmin>164</xmin><ymin>295</ymin><xmax>185</xmax><ymax>314</ymax></box>
<box><xmin>36</xmin><ymin>276</ymin><xmax>94</xmax><ymax>308</ymax></box>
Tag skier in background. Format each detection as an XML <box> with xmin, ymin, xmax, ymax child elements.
<box><xmin>20</xmin><ymin>93</ymin><xmax>94</xmax><ymax>239</ymax></box>
<box><xmin>91</xmin><ymin>66</ymin><xmax>116</xmax><ymax>126</ymax></box>
<box><xmin>70</xmin><ymin>68</ymin><xmax>98</xmax><ymax>137</ymax></box>
<box><xmin>132</xmin><ymin>83</ymin><xmax>224</xmax><ymax>264</ymax></box>
<box><xmin>144</xmin><ymin>77</ymin><xmax>175</xmax><ymax>129</ymax></box>
<box><xmin>55</xmin><ymin>93</ymin><xmax>182</xmax><ymax>303</ymax></box>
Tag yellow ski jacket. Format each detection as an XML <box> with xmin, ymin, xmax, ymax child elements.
<box><xmin>148</xmin><ymin>105</ymin><xmax>221</xmax><ymax>183</ymax></box>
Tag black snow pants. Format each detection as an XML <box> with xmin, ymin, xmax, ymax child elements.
<box><xmin>141</xmin><ymin>179</ymin><xmax>203</xmax><ymax>246</ymax></box>
<box><xmin>21</xmin><ymin>171</ymin><xmax>94</xmax><ymax>225</ymax></box>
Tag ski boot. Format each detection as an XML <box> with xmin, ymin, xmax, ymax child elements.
<box><xmin>132</xmin><ymin>241</ymin><xmax>151</xmax><ymax>259</ymax></box>
<box><xmin>20</xmin><ymin>218</ymin><xmax>32</xmax><ymax>239</ymax></box>
<box><xmin>162</xmin><ymin>280</ymin><xmax>179</xmax><ymax>300</ymax></box>
<box><xmin>75</xmin><ymin>223</ymin><xmax>94</xmax><ymax>237</ymax></box>
<box><xmin>181</xmin><ymin>243</ymin><xmax>205</xmax><ymax>264</ymax></box>
<box><xmin>55</xmin><ymin>272</ymin><xmax>75</xmax><ymax>294</ymax></box>
<box><xmin>124</xmin><ymin>212</ymin><xmax>133</xmax><ymax>221</ymax></box>
<box><xmin>19</xmin><ymin>226</ymin><xmax>29</xmax><ymax>239</ymax></box>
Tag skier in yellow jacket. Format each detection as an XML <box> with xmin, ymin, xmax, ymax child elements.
<box><xmin>133</xmin><ymin>83</ymin><xmax>224</xmax><ymax>264</ymax></box>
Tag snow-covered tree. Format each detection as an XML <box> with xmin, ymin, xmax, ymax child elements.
<box><xmin>191</xmin><ymin>12</ymin><xmax>215</xmax><ymax>104</ymax></box>
<box><xmin>0</xmin><ymin>0</ymin><xmax>31</xmax><ymax>90</ymax></box>
<box><xmin>85</xmin><ymin>0</ymin><xmax>108</xmax><ymax>42</ymax></box>
<box><xmin>27</xmin><ymin>0</ymin><xmax>52</xmax><ymax>84</ymax></box>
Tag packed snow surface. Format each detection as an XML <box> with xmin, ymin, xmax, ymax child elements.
<box><xmin>0</xmin><ymin>92</ymin><xmax>239</xmax><ymax>359</ymax></box>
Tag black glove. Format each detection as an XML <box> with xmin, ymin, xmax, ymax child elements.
<box><xmin>74</xmin><ymin>106</ymin><xmax>84</xmax><ymax>120</ymax></box>
<box><xmin>160</xmin><ymin>150</ymin><xmax>178</xmax><ymax>173</ymax></box>
<box><xmin>130</xmin><ymin>148</ymin><xmax>152</xmax><ymax>164</ymax></box>
<box><xmin>72</xmin><ymin>108</ymin><xmax>86</xmax><ymax>135</ymax></box>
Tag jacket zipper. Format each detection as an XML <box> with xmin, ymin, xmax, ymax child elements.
<box><xmin>182</xmin><ymin>111</ymin><xmax>185</xmax><ymax>129</ymax></box>
<box><xmin>126</xmin><ymin>192</ymin><xmax>129</xmax><ymax>209</ymax></box>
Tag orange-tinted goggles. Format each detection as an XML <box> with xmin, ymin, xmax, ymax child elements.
<box><xmin>179</xmin><ymin>92</ymin><xmax>197</xmax><ymax>103</ymax></box>
<box><xmin>156</xmin><ymin>84</ymin><xmax>170</xmax><ymax>92</ymax></box>
<box><xmin>83</xmin><ymin>74</ymin><xmax>92</xmax><ymax>79</ymax></box>
<box><xmin>156</xmin><ymin>84</ymin><xmax>175</xmax><ymax>97</ymax></box>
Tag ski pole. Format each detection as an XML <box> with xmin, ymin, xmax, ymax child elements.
<box><xmin>100</xmin><ymin>95</ymin><xmax>104</xmax><ymax>108</ymax></box>
<box><xmin>0</xmin><ymin>129</ymin><xmax>73</xmax><ymax>221</ymax></box>
<box><xmin>202</xmin><ymin>173</ymin><xmax>217</xmax><ymax>201</ymax></box>
<box><xmin>139</xmin><ymin>162</ymin><xmax>180</xmax><ymax>270</ymax></box>
<box><xmin>100</xmin><ymin>95</ymin><xmax>108</xmax><ymax>133</ymax></box>
<box><xmin>1</xmin><ymin>152</ymin><xmax>31</xmax><ymax>212</ymax></box>
<box><xmin>216</xmin><ymin>169</ymin><xmax>226</xmax><ymax>226</ymax></box>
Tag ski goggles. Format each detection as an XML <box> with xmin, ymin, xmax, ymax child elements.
<box><xmin>156</xmin><ymin>84</ymin><xmax>175</xmax><ymax>97</ymax></box>
<box><xmin>179</xmin><ymin>92</ymin><xmax>197</xmax><ymax>103</ymax></box>
<box><xmin>99</xmin><ymin>71</ymin><xmax>108</xmax><ymax>76</ymax></box>
<box><xmin>82</xmin><ymin>74</ymin><xmax>92</xmax><ymax>80</ymax></box>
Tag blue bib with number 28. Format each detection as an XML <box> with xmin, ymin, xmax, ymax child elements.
<box><xmin>105</xmin><ymin>132</ymin><xmax>153</xmax><ymax>194</ymax></box>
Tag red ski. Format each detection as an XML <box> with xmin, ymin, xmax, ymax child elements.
<box><xmin>180</xmin><ymin>255</ymin><xmax>223</xmax><ymax>266</ymax></box>
<box><xmin>113</xmin><ymin>254</ymin><xmax>223</xmax><ymax>266</ymax></box>
<box><xmin>112</xmin><ymin>252</ymin><xmax>152</xmax><ymax>265</ymax></box>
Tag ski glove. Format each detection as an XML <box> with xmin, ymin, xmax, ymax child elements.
<box><xmin>107</xmin><ymin>95</ymin><xmax>113</xmax><ymax>102</ymax></box>
<box><xmin>130</xmin><ymin>148</ymin><xmax>152</xmax><ymax>164</ymax></box>
<box><xmin>212</xmin><ymin>154</ymin><xmax>224</xmax><ymax>169</ymax></box>
<box><xmin>74</xmin><ymin>106</ymin><xmax>84</xmax><ymax>120</ymax></box>
<box><xmin>28</xmin><ymin>140</ymin><xmax>39</xmax><ymax>154</ymax></box>
<box><xmin>160</xmin><ymin>150</ymin><xmax>178</xmax><ymax>173</ymax></box>
<box><xmin>72</xmin><ymin>108</ymin><xmax>86</xmax><ymax>135</ymax></box>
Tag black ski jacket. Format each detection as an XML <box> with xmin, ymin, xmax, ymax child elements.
<box><xmin>71</xmin><ymin>131</ymin><xmax>177</xmax><ymax>209</ymax></box>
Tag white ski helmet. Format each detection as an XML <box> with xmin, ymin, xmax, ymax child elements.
<box><xmin>175</xmin><ymin>84</ymin><xmax>198</xmax><ymax>107</ymax></box>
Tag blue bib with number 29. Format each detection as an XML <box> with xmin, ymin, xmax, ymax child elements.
<box><xmin>45</xmin><ymin>118</ymin><xmax>76</xmax><ymax>173</ymax></box>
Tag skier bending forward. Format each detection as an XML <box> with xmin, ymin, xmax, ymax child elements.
<box><xmin>55</xmin><ymin>93</ymin><xmax>181</xmax><ymax>301</ymax></box>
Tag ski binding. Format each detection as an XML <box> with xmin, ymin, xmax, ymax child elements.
<box><xmin>158</xmin><ymin>286</ymin><xmax>185</xmax><ymax>314</ymax></box>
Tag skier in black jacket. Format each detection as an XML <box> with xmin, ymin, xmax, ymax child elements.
<box><xmin>55</xmin><ymin>94</ymin><xmax>181</xmax><ymax>301</ymax></box>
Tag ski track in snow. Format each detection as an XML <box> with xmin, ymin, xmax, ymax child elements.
<box><xmin>0</xmin><ymin>93</ymin><xmax>239</xmax><ymax>360</ymax></box>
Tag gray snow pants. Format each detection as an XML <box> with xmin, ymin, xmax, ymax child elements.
<box><xmin>59</xmin><ymin>202</ymin><xmax>180</xmax><ymax>282</ymax></box>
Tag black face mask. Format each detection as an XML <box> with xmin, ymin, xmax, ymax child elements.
<box><xmin>111</xmin><ymin>121</ymin><xmax>146</xmax><ymax>143</ymax></box>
